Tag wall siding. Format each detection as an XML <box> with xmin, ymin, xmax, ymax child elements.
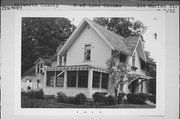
<box><xmin>66</xmin><ymin>25</ymin><xmax>111</xmax><ymax>68</ymax></box>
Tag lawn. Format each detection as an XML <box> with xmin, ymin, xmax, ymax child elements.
<box><xmin>21</xmin><ymin>98</ymin><xmax>155</xmax><ymax>108</ymax></box>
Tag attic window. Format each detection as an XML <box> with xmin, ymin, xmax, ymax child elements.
<box><xmin>84</xmin><ymin>44</ymin><xmax>91</xmax><ymax>61</ymax></box>
<box><xmin>120</xmin><ymin>54</ymin><xmax>126</xmax><ymax>63</ymax></box>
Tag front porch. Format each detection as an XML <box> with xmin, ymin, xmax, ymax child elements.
<box><xmin>43</xmin><ymin>65</ymin><xmax>110</xmax><ymax>98</ymax></box>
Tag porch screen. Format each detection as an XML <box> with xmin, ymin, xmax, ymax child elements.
<box><xmin>92</xmin><ymin>71</ymin><xmax>100</xmax><ymax>88</ymax></box>
<box><xmin>56</xmin><ymin>71</ymin><xmax>64</xmax><ymax>87</ymax></box>
<box><xmin>101</xmin><ymin>73</ymin><xmax>109</xmax><ymax>89</ymax></box>
<box><xmin>67</xmin><ymin>71</ymin><xmax>77</xmax><ymax>87</ymax></box>
<box><xmin>46</xmin><ymin>71</ymin><xmax>55</xmax><ymax>86</ymax></box>
<box><xmin>78</xmin><ymin>71</ymin><xmax>88</xmax><ymax>88</ymax></box>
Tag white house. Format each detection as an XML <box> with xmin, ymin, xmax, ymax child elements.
<box><xmin>21</xmin><ymin>55</ymin><xmax>57</xmax><ymax>91</ymax></box>
<box><xmin>42</xmin><ymin>18</ymin><xmax>152</xmax><ymax>99</ymax></box>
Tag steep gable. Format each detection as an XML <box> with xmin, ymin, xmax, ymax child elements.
<box><xmin>57</xmin><ymin>18</ymin><xmax>131</xmax><ymax>56</ymax></box>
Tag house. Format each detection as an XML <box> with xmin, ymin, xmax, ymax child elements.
<box><xmin>21</xmin><ymin>55</ymin><xmax>57</xmax><ymax>92</ymax></box>
<box><xmin>41</xmin><ymin>18</ymin><xmax>152</xmax><ymax>99</ymax></box>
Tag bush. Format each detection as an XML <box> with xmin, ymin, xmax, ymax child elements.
<box><xmin>118</xmin><ymin>93</ymin><xmax>126</xmax><ymax>104</ymax></box>
<box><xmin>68</xmin><ymin>96</ymin><xmax>76</xmax><ymax>104</ymax></box>
<box><xmin>92</xmin><ymin>92</ymin><xmax>106</xmax><ymax>105</ymax></box>
<box><xmin>44</xmin><ymin>95</ymin><xmax>55</xmax><ymax>100</ymax></box>
<box><xmin>75</xmin><ymin>93</ymin><xmax>86</xmax><ymax>105</ymax></box>
<box><xmin>105</xmin><ymin>95</ymin><xmax>116</xmax><ymax>105</ymax></box>
<box><xmin>56</xmin><ymin>92</ymin><xmax>68</xmax><ymax>103</ymax></box>
<box><xmin>21</xmin><ymin>96</ymin><xmax>45</xmax><ymax>108</ymax></box>
<box><xmin>21</xmin><ymin>90</ymin><xmax>44</xmax><ymax>99</ymax></box>
<box><xmin>127</xmin><ymin>93</ymin><xmax>147</xmax><ymax>104</ymax></box>
<box><xmin>147</xmin><ymin>95</ymin><xmax>156</xmax><ymax>104</ymax></box>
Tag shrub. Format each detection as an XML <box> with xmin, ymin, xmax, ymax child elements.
<box><xmin>68</xmin><ymin>96</ymin><xmax>76</xmax><ymax>104</ymax></box>
<box><xmin>21</xmin><ymin>90</ymin><xmax>44</xmax><ymax>99</ymax></box>
<box><xmin>118</xmin><ymin>93</ymin><xmax>126</xmax><ymax>104</ymax></box>
<box><xmin>105</xmin><ymin>95</ymin><xmax>116</xmax><ymax>105</ymax></box>
<box><xmin>147</xmin><ymin>95</ymin><xmax>156</xmax><ymax>104</ymax></box>
<box><xmin>75</xmin><ymin>93</ymin><xmax>87</xmax><ymax>105</ymax></box>
<box><xmin>21</xmin><ymin>96</ymin><xmax>45</xmax><ymax>108</ymax></box>
<box><xmin>92</xmin><ymin>92</ymin><xmax>106</xmax><ymax>105</ymax></box>
<box><xmin>44</xmin><ymin>95</ymin><xmax>55</xmax><ymax>101</ymax></box>
<box><xmin>127</xmin><ymin>93</ymin><xmax>147</xmax><ymax>104</ymax></box>
<box><xmin>56</xmin><ymin>92</ymin><xmax>68</xmax><ymax>103</ymax></box>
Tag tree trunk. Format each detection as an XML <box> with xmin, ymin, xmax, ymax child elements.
<box><xmin>114</xmin><ymin>87</ymin><xmax>118</xmax><ymax>104</ymax></box>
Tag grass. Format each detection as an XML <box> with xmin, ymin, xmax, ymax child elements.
<box><xmin>21</xmin><ymin>97</ymin><xmax>155</xmax><ymax>108</ymax></box>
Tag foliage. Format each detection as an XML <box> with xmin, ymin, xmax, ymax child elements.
<box><xmin>147</xmin><ymin>95</ymin><xmax>156</xmax><ymax>104</ymax></box>
<box><xmin>68</xmin><ymin>96</ymin><xmax>76</xmax><ymax>104</ymax></box>
<box><xmin>21</xmin><ymin>90</ymin><xmax>44</xmax><ymax>99</ymax></box>
<box><xmin>22</xmin><ymin>18</ymin><xmax>76</xmax><ymax>75</ymax></box>
<box><xmin>127</xmin><ymin>93</ymin><xmax>147</xmax><ymax>104</ymax></box>
<box><xmin>75</xmin><ymin>93</ymin><xmax>87</xmax><ymax>105</ymax></box>
<box><xmin>118</xmin><ymin>93</ymin><xmax>126</xmax><ymax>104</ymax></box>
<box><xmin>44</xmin><ymin>95</ymin><xmax>56</xmax><ymax>100</ymax></box>
<box><xmin>106</xmin><ymin>95</ymin><xmax>116</xmax><ymax>105</ymax></box>
<box><xmin>145</xmin><ymin>51</ymin><xmax>156</xmax><ymax>95</ymax></box>
<box><xmin>21</xmin><ymin>96</ymin><xmax>46</xmax><ymax>108</ymax></box>
<box><xmin>93</xmin><ymin>17</ymin><xmax>147</xmax><ymax>38</ymax></box>
<box><xmin>106</xmin><ymin>57</ymin><xmax>130</xmax><ymax>98</ymax></box>
<box><xmin>92</xmin><ymin>92</ymin><xmax>107</xmax><ymax>105</ymax></box>
<box><xmin>56</xmin><ymin>92</ymin><xmax>68</xmax><ymax>103</ymax></box>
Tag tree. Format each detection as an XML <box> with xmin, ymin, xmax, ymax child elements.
<box><xmin>93</xmin><ymin>17</ymin><xmax>147</xmax><ymax>38</ymax></box>
<box><xmin>106</xmin><ymin>57</ymin><xmax>130</xmax><ymax>102</ymax></box>
<box><xmin>22</xmin><ymin>18</ymin><xmax>76</xmax><ymax>75</ymax></box>
<box><xmin>145</xmin><ymin>51</ymin><xmax>156</xmax><ymax>94</ymax></box>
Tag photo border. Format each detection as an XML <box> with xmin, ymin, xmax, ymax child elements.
<box><xmin>14</xmin><ymin>9</ymin><xmax>165</xmax><ymax>116</ymax></box>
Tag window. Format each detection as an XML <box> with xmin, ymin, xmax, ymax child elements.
<box><xmin>37</xmin><ymin>79</ymin><xmax>40</xmax><ymax>88</ymax></box>
<box><xmin>37</xmin><ymin>64</ymin><xmax>39</xmax><ymax>74</ymax></box>
<box><xmin>92</xmin><ymin>71</ymin><xmax>100</xmax><ymax>88</ymax></box>
<box><xmin>67</xmin><ymin>71</ymin><xmax>77</xmax><ymax>87</ymax></box>
<box><xmin>46</xmin><ymin>71</ymin><xmax>55</xmax><ymax>86</ymax></box>
<box><xmin>56</xmin><ymin>71</ymin><xmax>64</xmax><ymax>87</ymax></box>
<box><xmin>78</xmin><ymin>71</ymin><xmax>88</xmax><ymax>88</ymax></box>
<box><xmin>140</xmin><ymin>59</ymin><xmax>146</xmax><ymax>70</ymax></box>
<box><xmin>120</xmin><ymin>54</ymin><xmax>126</xmax><ymax>63</ymax></box>
<box><xmin>84</xmin><ymin>44</ymin><xmax>91</xmax><ymax>61</ymax></box>
<box><xmin>101</xmin><ymin>73</ymin><xmax>109</xmax><ymax>89</ymax></box>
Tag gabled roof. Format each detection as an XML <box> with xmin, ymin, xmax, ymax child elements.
<box><xmin>34</xmin><ymin>54</ymin><xmax>57</xmax><ymax>66</ymax></box>
<box><xmin>57</xmin><ymin>18</ymin><xmax>146</xmax><ymax>61</ymax></box>
<box><xmin>23</xmin><ymin>65</ymin><xmax>36</xmax><ymax>76</ymax></box>
<box><xmin>57</xmin><ymin>18</ymin><xmax>131</xmax><ymax>55</ymax></box>
<box><xmin>122</xmin><ymin>36</ymin><xmax>140</xmax><ymax>54</ymax></box>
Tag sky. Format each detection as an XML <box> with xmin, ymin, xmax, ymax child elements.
<box><xmin>67</xmin><ymin>16</ymin><xmax>158</xmax><ymax>61</ymax></box>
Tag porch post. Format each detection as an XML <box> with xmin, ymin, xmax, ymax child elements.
<box><xmin>63</xmin><ymin>71</ymin><xmax>67</xmax><ymax>89</ymax></box>
<box><xmin>87</xmin><ymin>68</ymin><xmax>93</xmax><ymax>99</ymax></box>
<box><xmin>43</xmin><ymin>70</ymin><xmax>47</xmax><ymax>89</ymax></box>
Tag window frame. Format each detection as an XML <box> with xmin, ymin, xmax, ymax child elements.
<box><xmin>84</xmin><ymin>44</ymin><xmax>91</xmax><ymax>61</ymax></box>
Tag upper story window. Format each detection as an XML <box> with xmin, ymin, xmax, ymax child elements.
<box><xmin>84</xmin><ymin>44</ymin><xmax>91</xmax><ymax>61</ymax></box>
<box><xmin>36</xmin><ymin>63</ymin><xmax>44</xmax><ymax>74</ymax></box>
<box><xmin>120</xmin><ymin>54</ymin><xmax>126</xmax><ymax>63</ymax></box>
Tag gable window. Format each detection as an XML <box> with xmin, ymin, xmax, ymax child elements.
<box><xmin>140</xmin><ymin>59</ymin><xmax>146</xmax><ymax>70</ymax></box>
<box><xmin>84</xmin><ymin>44</ymin><xmax>91</xmax><ymax>61</ymax></box>
<box><xmin>120</xmin><ymin>54</ymin><xmax>126</xmax><ymax>63</ymax></box>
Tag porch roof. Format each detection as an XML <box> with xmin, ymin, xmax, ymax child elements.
<box><xmin>127</xmin><ymin>72</ymin><xmax>153</xmax><ymax>87</ymax></box>
<box><xmin>44</xmin><ymin>65</ymin><xmax>109</xmax><ymax>73</ymax></box>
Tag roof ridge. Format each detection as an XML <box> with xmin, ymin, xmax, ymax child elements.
<box><xmin>87</xmin><ymin>19</ymin><xmax>131</xmax><ymax>54</ymax></box>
